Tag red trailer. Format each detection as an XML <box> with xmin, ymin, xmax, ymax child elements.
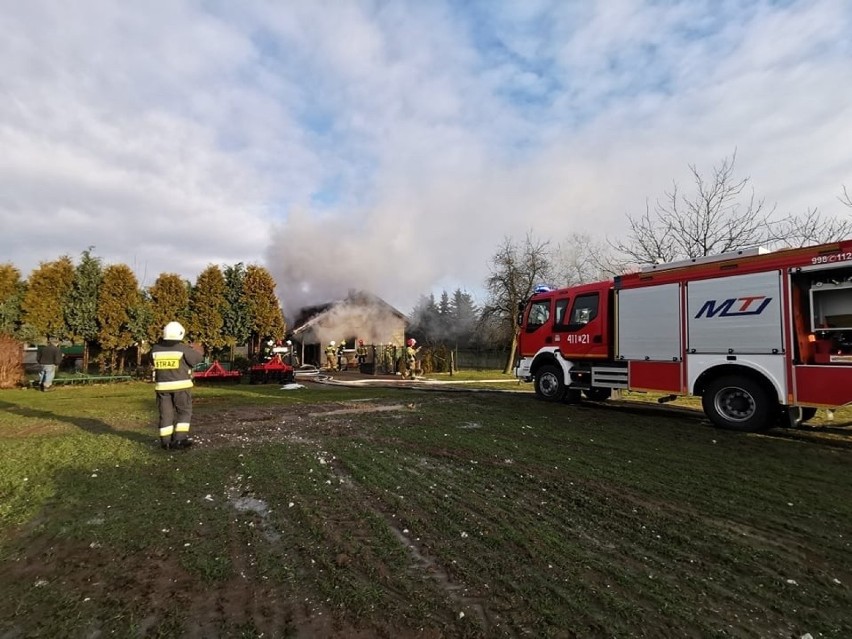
<box><xmin>249</xmin><ymin>354</ymin><xmax>295</xmax><ymax>384</ymax></box>
<box><xmin>192</xmin><ymin>360</ymin><xmax>242</xmax><ymax>383</ymax></box>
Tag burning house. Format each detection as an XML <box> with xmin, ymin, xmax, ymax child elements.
<box><xmin>290</xmin><ymin>291</ymin><xmax>407</xmax><ymax>367</ymax></box>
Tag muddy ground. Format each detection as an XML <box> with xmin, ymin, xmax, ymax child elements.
<box><xmin>2</xmin><ymin>399</ymin><xmax>486</xmax><ymax>638</ymax></box>
<box><xmin>2</xmin><ymin>387</ymin><xmax>851</xmax><ymax>638</ymax></box>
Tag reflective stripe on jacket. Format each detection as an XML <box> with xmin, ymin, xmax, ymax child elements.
<box><xmin>151</xmin><ymin>342</ymin><xmax>203</xmax><ymax>392</ymax></box>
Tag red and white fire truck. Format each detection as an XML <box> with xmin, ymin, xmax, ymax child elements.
<box><xmin>514</xmin><ymin>240</ymin><xmax>852</xmax><ymax>431</ymax></box>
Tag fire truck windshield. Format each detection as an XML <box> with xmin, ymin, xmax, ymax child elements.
<box><xmin>527</xmin><ymin>300</ymin><xmax>550</xmax><ymax>327</ymax></box>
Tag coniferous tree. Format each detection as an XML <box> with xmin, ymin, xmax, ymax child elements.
<box><xmin>188</xmin><ymin>265</ymin><xmax>227</xmax><ymax>357</ymax></box>
<box><xmin>147</xmin><ymin>273</ymin><xmax>190</xmax><ymax>344</ymax></box>
<box><xmin>97</xmin><ymin>264</ymin><xmax>139</xmax><ymax>372</ymax></box>
<box><xmin>64</xmin><ymin>248</ymin><xmax>103</xmax><ymax>372</ymax></box>
<box><xmin>0</xmin><ymin>263</ymin><xmax>25</xmax><ymax>337</ymax></box>
<box><xmin>21</xmin><ymin>256</ymin><xmax>75</xmax><ymax>342</ymax></box>
<box><xmin>128</xmin><ymin>291</ymin><xmax>153</xmax><ymax>368</ymax></box>
<box><xmin>242</xmin><ymin>265</ymin><xmax>285</xmax><ymax>357</ymax></box>
<box><xmin>222</xmin><ymin>263</ymin><xmax>251</xmax><ymax>360</ymax></box>
<box><xmin>438</xmin><ymin>290</ymin><xmax>452</xmax><ymax>338</ymax></box>
<box><xmin>450</xmin><ymin>288</ymin><xmax>479</xmax><ymax>347</ymax></box>
<box><xmin>409</xmin><ymin>294</ymin><xmax>440</xmax><ymax>343</ymax></box>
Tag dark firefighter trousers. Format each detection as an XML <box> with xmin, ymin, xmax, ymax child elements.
<box><xmin>156</xmin><ymin>389</ymin><xmax>193</xmax><ymax>445</ymax></box>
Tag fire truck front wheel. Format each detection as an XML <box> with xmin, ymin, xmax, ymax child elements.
<box><xmin>534</xmin><ymin>364</ymin><xmax>565</xmax><ymax>402</ymax></box>
<box><xmin>702</xmin><ymin>375</ymin><xmax>775</xmax><ymax>432</ymax></box>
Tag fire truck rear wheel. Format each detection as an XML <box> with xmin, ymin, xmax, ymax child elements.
<box><xmin>534</xmin><ymin>364</ymin><xmax>565</xmax><ymax>402</ymax></box>
<box><xmin>702</xmin><ymin>375</ymin><xmax>774</xmax><ymax>432</ymax></box>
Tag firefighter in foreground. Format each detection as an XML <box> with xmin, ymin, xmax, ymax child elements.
<box><xmin>402</xmin><ymin>338</ymin><xmax>420</xmax><ymax>379</ymax></box>
<box><xmin>325</xmin><ymin>340</ymin><xmax>337</xmax><ymax>370</ymax></box>
<box><xmin>151</xmin><ymin>321</ymin><xmax>203</xmax><ymax>450</ymax></box>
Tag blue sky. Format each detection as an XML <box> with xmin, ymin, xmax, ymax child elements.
<box><xmin>1</xmin><ymin>0</ymin><xmax>850</xmax><ymax>316</ymax></box>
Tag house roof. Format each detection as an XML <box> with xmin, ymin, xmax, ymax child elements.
<box><xmin>291</xmin><ymin>291</ymin><xmax>406</xmax><ymax>336</ymax></box>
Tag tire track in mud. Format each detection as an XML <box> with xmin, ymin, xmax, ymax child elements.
<box><xmin>182</xmin><ymin>513</ymin><xmax>294</xmax><ymax>639</ymax></box>
<box><xmin>195</xmin><ymin>401</ymin><xmax>501</xmax><ymax>635</ymax></box>
<box><xmin>308</xmin><ymin>378</ymin><xmax>852</xmax><ymax>448</ymax></box>
<box><xmin>300</xmin><ymin>400</ymin><xmax>504</xmax><ymax>631</ymax></box>
<box><xmin>326</xmin><ymin>457</ymin><xmax>513</xmax><ymax>638</ymax></box>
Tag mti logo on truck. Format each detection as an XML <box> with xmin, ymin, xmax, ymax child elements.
<box><xmin>694</xmin><ymin>296</ymin><xmax>772</xmax><ymax>319</ymax></box>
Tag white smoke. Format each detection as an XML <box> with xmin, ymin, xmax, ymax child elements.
<box><xmin>264</xmin><ymin>191</ymin><xmax>507</xmax><ymax>320</ymax></box>
<box><xmin>265</xmin><ymin>207</ymin><xmax>401</xmax><ymax>317</ymax></box>
<box><xmin>296</xmin><ymin>296</ymin><xmax>406</xmax><ymax>347</ymax></box>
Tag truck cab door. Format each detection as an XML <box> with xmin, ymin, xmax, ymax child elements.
<box><xmin>554</xmin><ymin>292</ymin><xmax>608</xmax><ymax>359</ymax></box>
<box><xmin>519</xmin><ymin>297</ymin><xmax>553</xmax><ymax>356</ymax></box>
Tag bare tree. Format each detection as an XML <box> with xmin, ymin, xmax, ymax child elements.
<box><xmin>611</xmin><ymin>152</ymin><xmax>773</xmax><ymax>265</ymax></box>
<box><xmin>840</xmin><ymin>185</ymin><xmax>852</xmax><ymax>209</ymax></box>
<box><xmin>553</xmin><ymin>232</ymin><xmax>621</xmax><ymax>286</ymax></box>
<box><xmin>767</xmin><ymin>207</ymin><xmax>852</xmax><ymax>248</ymax></box>
<box><xmin>482</xmin><ymin>233</ymin><xmax>553</xmax><ymax>374</ymax></box>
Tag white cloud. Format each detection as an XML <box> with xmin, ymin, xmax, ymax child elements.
<box><xmin>1</xmin><ymin>0</ymin><xmax>850</xmax><ymax>318</ymax></box>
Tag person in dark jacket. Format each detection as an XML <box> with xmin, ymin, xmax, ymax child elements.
<box><xmin>151</xmin><ymin>321</ymin><xmax>203</xmax><ymax>450</ymax></box>
<box><xmin>37</xmin><ymin>337</ymin><xmax>63</xmax><ymax>391</ymax></box>
<box><xmin>337</xmin><ymin>340</ymin><xmax>348</xmax><ymax>371</ymax></box>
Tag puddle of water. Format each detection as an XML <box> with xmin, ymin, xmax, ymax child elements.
<box><xmin>230</xmin><ymin>496</ymin><xmax>269</xmax><ymax>516</ymax></box>
<box><xmin>228</xmin><ymin>495</ymin><xmax>281</xmax><ymax>542</ymax></box>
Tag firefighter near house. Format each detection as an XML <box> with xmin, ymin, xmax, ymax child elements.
<box><xmin>514</xmin><ymin>240</ymin><xmax>852</xmax><ymax>432</ymax></box>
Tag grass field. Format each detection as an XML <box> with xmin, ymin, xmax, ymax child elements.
<box><xmin>1</xmin><ymin>377</ymin><xmax>851</xmax><ymax>638</ymax></box>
